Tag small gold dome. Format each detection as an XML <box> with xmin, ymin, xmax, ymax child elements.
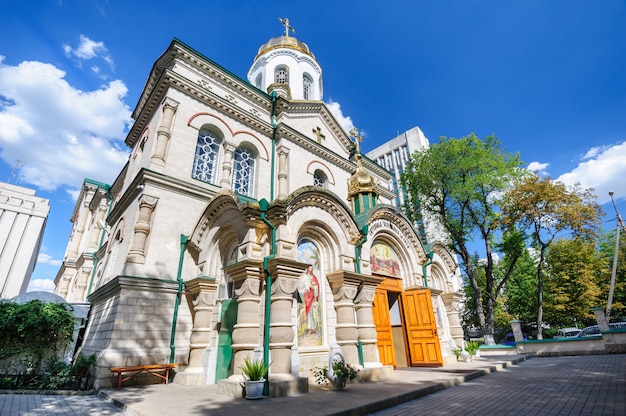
<box><xmin>255</xmin><ymin>36</ymin><xmax>315</xmax><ymax>60</ymax></box>
<box><xmin>348</xmin><ymin>155</ymin><xmax>377</xmax><ymax>197</ymax></box>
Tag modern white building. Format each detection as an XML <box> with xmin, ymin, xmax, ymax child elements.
<box><xmin>0</xmin><ymin>182</ymin><xmax>50</xmax><ymax>298</ymax></box>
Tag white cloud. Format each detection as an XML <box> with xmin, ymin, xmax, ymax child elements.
<box><xmin>527</xmin><ymin>161</ymin><xmax>549</xmax><ymax>175</ymax></box>
<box><xmin>63</xmin><ymin>35</ymin><xmax>114</xmax><ymax>72</ymax></box>
<box><xmin>37</xmin><ymin>252</ymin><xmax>63</xmax><ymax>267</ymax></box>
<box><xmin>0</xmin><ymin>59</ymin><xmax>131</xmax><ymax>191</ymax></box>
<box><xmin>326</xmin><ymin>99</ymin><xmax>355</xmax><ymax>135</ymax></box>
<box><xmin>557</xmin><ymin>141</ymin><xmax>626</xmax><ymax>205</ymax></box>
<box><xmin>27</xmin><ymin>278</ymin><xmax>56</xmax><ymax>293</ymax></box>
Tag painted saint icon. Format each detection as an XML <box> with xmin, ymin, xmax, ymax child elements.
<box><xmin>297</xmin><ymin>240</ymin><xmax>323</xmax><ymax>346</ymax></box>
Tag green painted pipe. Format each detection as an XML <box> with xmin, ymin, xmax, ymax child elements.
<box><xmin>422</xmin><ymin>250</ymin><xmax>434</xmax><ymax>287</ymax></box>
<box><xmin>169</xmin><ymin>234</ymin><xmax>188</xmax><ymax>365</ymax></box>
<box><xmin>259</xmin><ymin>199</ymin><xmax>275</xmax><ymax>396</ymax></box>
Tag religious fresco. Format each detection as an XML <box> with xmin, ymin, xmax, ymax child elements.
<box><xmin>370</xmin><ymin>242</ymin><xmax>401</xmax><ymax>277</ymax></box>
<box><xmin>296</xmin><ymin>240</ymin><xmax>323</xmax><ymax>347</ymax></box>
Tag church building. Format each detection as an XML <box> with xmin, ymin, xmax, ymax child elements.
<box><xmin>54</xmin><ymin>19</ymin><xmax>464</xmax><ymax>393</ymax></box>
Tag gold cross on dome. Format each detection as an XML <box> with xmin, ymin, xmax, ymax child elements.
<box><xmin>349</xmin><ymin>127</ymin><xmax>363</xmax><ymax>153</ymax></box>
<box><xmin>313</xmin><ymin>126</ymin><xmax>326</xmax><ymax>144</ymax></box>
<box><xmin>278</xmin><ymin>18</ymin><xmax>295</xmax><ymax>37</ymax></box>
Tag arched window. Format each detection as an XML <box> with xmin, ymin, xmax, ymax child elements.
<box><xmin>255</xmin><ymin>74</ymin><xmax>262</xmax><ymax>89</ymax></box>
<box><xmin>232</xmin><ymin>146</ymin><xmax>256</xmax><ymax>197</ymax></box>
<box><xmin>192</xmin><ymin>128</ymin><xmax>221</xmax><ymax>184</ymax></box>
<box><xmin>275</xmin><ymin>66</ymin><xmax>289</xmax><ymax>85</ymax></box>
<box><xmin>313</xmin><ymin>169</ymin><xmax>327</xmax><ymax>188</ymax></box>
<box><xmin>303</xmin><ymin>74</ymin><xmax>313</xmax><ymax>100</ymax></box>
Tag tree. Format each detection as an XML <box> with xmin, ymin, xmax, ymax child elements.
<box><xmin>401</xmin><ymin>134</ymin><xmax>525</xmax><ymax>341</ymax></box>
<box><xmin>502</xmin><ymin>247</ymin><xmax>537</xmax><ymax>325</ymax></box>
<box><xmin>543</xmin><ymin>238</ymin><xmax>605</xmax><ymax>327</ymax></box>
<box><xmin>502</xmin><ymin>175</ymin><xmax>603</xmax><ymax>338</ymax></box>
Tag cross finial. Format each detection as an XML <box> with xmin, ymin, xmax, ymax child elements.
<box><xmin>349</xmin><ymin>127</ymin><xmax>363</xmax><ymax>154</ymax></box>
<box><xmin>278</xmin><ymin>18</ymin><xmax>295</xmax><ymax>37</ymax></box>
<box><xmin>313</xmin><ymin>126</ymin><xmax>326</xmax><ymax>144</ymax></box>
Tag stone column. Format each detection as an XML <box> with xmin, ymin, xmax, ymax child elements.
<box><xmin>276</xmin><ymin>145</ymin><xmax>289</xmax><ymax>200</ymax></box>
<box><xmin>266</xmin><ymin>259</ymin><xmax>303</xmax><ymax>374</ymax></box>
<box><xmin>127</xmin><ymin>195</ymin><xmax>158</xmax><ymax>263</ymax></box>
<box><xmin>327</xmin><ymin>271</ymin><xmax>369</xmax><ymax>366</ymax></box>
<box><xmin>86</xmin><ymin>195</ymin><xmax>109</xmax><ymax>252</ymax></box>
<box><xmin>441</xmin><ymin>292</ymin><xmax>464</xmax><ymax>348</ymax></box>
<box><xmin>176</xmin><ymin>277</ymin><xmax>218</xmax><ymax>385</ymax></box>
<box><xmin>220</xmin><ymin>142</ymin><xmax>237</xmax><ymax>189</ymax></box>
<box><xmin>224</xmin><ymin>260</ymin><xmax>263</xmax><ymax>376</ymax></box>
<box><xmin>67</xmin><ymin>194</ymin><xmax>93</xmax><ymax>261</ymax></box>
<box><xmin>151</xmin><ymin>98</ymin><xmax>179</xmax><ymax>166</ymax></box>
<box><xmin>354</xmin><ymin>286</ymin><xmax>379</xmax><ymax>365</ymax></box>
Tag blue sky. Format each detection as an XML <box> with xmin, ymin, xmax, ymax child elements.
<box><xmin>1</xmin><ymin>0</ymin><xmax>625</xmax><ymax>292</ymax></box>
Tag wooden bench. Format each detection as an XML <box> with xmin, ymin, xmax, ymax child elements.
<box><xmin>109</xmin><ymin>364</ymin><xmax>177</xmax><ymax>389</ymax></box>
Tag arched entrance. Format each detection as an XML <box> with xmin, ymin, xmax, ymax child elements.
<box><xmin>370</xmin><ymin>243</ymin><xmax>443</xmax><ymax>367</ymax></box>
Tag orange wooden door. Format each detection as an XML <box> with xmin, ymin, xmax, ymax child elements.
<box><xmin>401</xmin><ymin>289</ymin><xmax>443</xmax><ymax>366</ymax></box>
<box><xmin>372</xmin><ymin>288</ymin><xmax>396</xmax><ymax>366</ymax></box>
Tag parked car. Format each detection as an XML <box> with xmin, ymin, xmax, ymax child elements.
<box><xmin>555</xmin><ymin>327</ymin><xmax>581</xmax><ymax>338</ymax></box>
<box><xmin>577</xmin><ymin>325</ymin><xmax>601</xmax><ymax>337</ymax></box>
<box><xmin>577</xmin><ymin>322</ymin><xmax>626</xmax><ymax>338</ymax></box>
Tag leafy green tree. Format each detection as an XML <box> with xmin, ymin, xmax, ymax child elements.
<box><xmin>543</xmin><ymin>238</ymin><xmax>605</xmax><ymax>327</ymax></box>
<box><xmin>502</xmin><ymin>175</ymin><xmax>603</xmax><ymax>338</ymax></box>
<box><xmin>401</xmin><ymin>134</ymin><xmax>525</xmax><ymax>340</ymax></box>
<box><xmin>502</xmin><ymin>247</ymin><xmax>537</xmax><ymax>325</ymax></box>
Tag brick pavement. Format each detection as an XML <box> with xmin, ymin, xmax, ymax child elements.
<box><xmin>370</xmin><ymin>355</ymin><xmax>626</xmax><ymax>416</ymax></box>
<box><xmin>1</xmin><ymin>354</ymin><xmax>624</xmax><ymax>415</ymax></box>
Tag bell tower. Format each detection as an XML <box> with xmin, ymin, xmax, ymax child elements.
<box><xmin>247</xmin><ymin>18</ymin><xmax>323</xmax><ymax>101</ymax></box>
<box><xmin>347</xmin><ymin>128</ymin><xmax>379</xmax><ymax>215</ymax></box>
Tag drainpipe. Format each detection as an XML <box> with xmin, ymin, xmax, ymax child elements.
<box><xmin>86</xmin><ymin>186</ymin><xmax>113</xmax><ymax>298</ymax></box>
<box><xmin>269</xmin><ymin>92</ymin><xmax>278</xmax><ymax>201</ymax></box>
<box><xmin>422</xmin><ymin>251</ymin><xmax>434</xmax><ymax>288</ymax></box>
<box><xmin>169</xmin><ymin>234</ymin><xmax>188</xmax><ymax>365</ymax></box>
<box><xmin>354</xmin><ymin>225</ymin><xmax>369</xmax><ymax>274</ymax></box>
<box><xmin>259</xmin><ymin>199</ymin><xmax>275</xmax><ymax>396</ymax></box>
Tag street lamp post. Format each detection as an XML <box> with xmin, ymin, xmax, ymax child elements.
<box><xmin>606</xmin><ymin>191</ymin><xmax>625</xmax><ymax>321</ymax></box>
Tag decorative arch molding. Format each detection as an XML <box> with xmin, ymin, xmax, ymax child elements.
<box><xmin>188</xmin><ymin>112</ymin><xmax>233</xmax><ymax>137</ymax></box>
<box><xmin>131</xmin><ymin>127</ymin><xmax>150</xmax><ymax>160</ymax></box>
<box><xmin>366</xmin><ymin>205</ymin><xmax>428</xmax><ymax>264</ymax></box>
<box><xmin>106</xmin><ymin>218</ymin><xmax>126</xmax><ymax>253</ymax></box>
<box><xmin>306</xmin><ymin>160</ymin><xmax>336</xmax><ymax>185</ymax></box>
<box><xmin>285</xmin><ymin>187</ymin><xmax>361</xmax><ymax>245</ymax></box>
<box><xmin>297</xmin><ymin>220</ymin><xmax>342</xmax><ymax>273</ymax></box>
<box><xmin>368</xmin><ymin>236</ymin><xmax>413</xmax><ymax>281</ymax></box>
<box><xmin>231</xmin><ymin>131</ymin><xmax>269</xmax><ymax>161</ymax></box>
<box><xmin>431</xmin><ymin>242</ymin><xmax>458</xmax><ymax>275</ymax></box>
<box><xmin>187</xmin><ymin>112</ymin><xmax>269</xmax><ymax>161</ymax></box>
<box><xmin>188</xmin><ymin>191</ymin><xmax>248</xmax><ymax>252</ymax></box>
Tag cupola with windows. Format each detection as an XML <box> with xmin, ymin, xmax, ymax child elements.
<box><xmin>247</xmin><ymin>18</ymin><xmax>323</xmax><ymax>101</ymax></box>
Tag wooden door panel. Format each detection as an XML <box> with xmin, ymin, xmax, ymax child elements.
<box><xmin>401</xmin><ymin>289</ymin><xmax>442</xmax><ymax>366</ymax></box>
<box><xmin>372</xmin><ymin>289</ymin><xmax>395</xmax><ymax>366</ymax></box>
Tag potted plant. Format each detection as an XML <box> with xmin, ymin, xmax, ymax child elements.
<box><xmin>314</xmin><ymin>357</ymin><xmax>357</xmax><ymax>390</ymax></box>
<box><xmin>239</xmin><ymin>355</ymin><xmax>269</xmax><ymax>399</ymax></box>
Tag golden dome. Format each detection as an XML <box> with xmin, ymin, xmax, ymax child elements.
<box><xmin>255</xmin><ymin>36</ymin><xmax>315</xmax><ymax>60</ymax></box>
<box><xmin>348</xmin><ymin>154</ymin><xmax>378</xmax><ymax>197</ymax></box>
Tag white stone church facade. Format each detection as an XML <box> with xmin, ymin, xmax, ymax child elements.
<box><xmin>54</xmin><ymin>23</ymin><xmax>464</xmax><ymax>392</ymax></box>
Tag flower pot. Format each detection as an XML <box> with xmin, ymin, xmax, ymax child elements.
<box><xmin>244</xmin><ymin>379</ymin><xmax>265</xmax><ymax>399</ymax></box>
<box><xmin>330</xmin><ymin>376</ymin><xmax>347</xmax><ymax>390</ymax></box>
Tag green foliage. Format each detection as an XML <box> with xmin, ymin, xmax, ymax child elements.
<box><xmin>452</xmin><ymin>348</ymin><xmax>462</xmax><ymax>360</ymax></box>
<box><xmin>0</xmin><ymin>300</ymin><xmax>75</xmax><ymax>361</ymax></box>
<box><xmin>71</xmin><ymin>353</ymin><xmax>97</xmax><ymax>373</ymax></box>
<box><xmin>598</xmin><ymin>228</ymin><xmax>626</xmax><ymax>320</ymax></box>
<box><xmin>502</xmin><ymin>248</ymin><xmax>538</xmax><ymax>324</ymax></box>
<box><xmin>313</xmin><ymin>359</ymin><xmax>357</xmax><ymax>385</ymax></box>
<box><xmin>401</xmin><ymin>133</ymin><xmax>525</xmax><ymax>336</ymax></box>
<box><xmin>239</xmin><ymin>356</ymin><xmax>268</xmax><ymax>381</ymax></box>
<box><xmin>465</xmin><ymin>341</ymin><xmax>480</xmax><ymax>355</ymax></box>
<box><xmin>543</xmin><ymin>238</ymin><xmax>605</xmax><ymax>327</ymax></box>
<box><xmin>0</xmin><ymin>300</ymin><xmax>77</xmax><ymax>391</ymax></box>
